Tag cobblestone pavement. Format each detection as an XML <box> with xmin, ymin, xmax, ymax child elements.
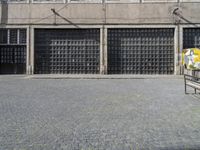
<box><xmin>0</xmin><ymin>76</ymin><xmax>200</xmax><ymax>150</ymax></box>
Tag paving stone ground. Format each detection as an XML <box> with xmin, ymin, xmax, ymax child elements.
<box><xmin>0</xmin><ymin>76</ymin><xmax>200</xmax><ymax>150</ymax></box>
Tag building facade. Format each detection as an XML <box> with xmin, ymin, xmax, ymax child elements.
<box><xmin>0</xmin><ymin>0</ymin><xmax>199</xmax><ymax>75</ymax></box>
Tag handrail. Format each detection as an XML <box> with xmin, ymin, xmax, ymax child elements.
<box><xmin>184</xmin><ymin>74</ymin><xmax>200</xmax><ymax>80</ymax></box>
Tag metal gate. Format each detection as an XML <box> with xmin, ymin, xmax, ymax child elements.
<box><xmin>0</xmin><ymin>29</ymin><xmax>26</xmax><ymax>74</ymax></box>
<box><xmin>183</xmin><ymin>28</ymin><xmax>200</xmax><ymax>49</ymax></box>
<box><xmin>34</xmin><ymin>29</ymin><xmax>100</xmax><ymax>74</ymax></box>
<box><xmin>107</xmin><ymin>28</ymin><xmax>174</xmax><ymax>74</ymax></box>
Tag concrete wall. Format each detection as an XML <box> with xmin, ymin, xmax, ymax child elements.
<box><xmin>0</xmin><ymin>3</ymin><xmax>200</xmax><ymax>25</ymax></box>
<box><xmin>0</xmin><ymin>2</ymin><xmax>200</xmax><ymax>75</ymax></box>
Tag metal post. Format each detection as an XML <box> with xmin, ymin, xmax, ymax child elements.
<box><xmin>184</xmin><ymin>75</ymin><xmax>187</xmax><ymax>94</ymax></box>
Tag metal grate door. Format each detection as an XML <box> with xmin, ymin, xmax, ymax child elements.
<box><xmin>107</xmin><ymin>28</ymin><xmax>174</xmax><ymax>74</ymax></box>
<box><xmin>34</xmin><ymin>29</ymin><xmax>100</xmax><ymax>74</ymax></box>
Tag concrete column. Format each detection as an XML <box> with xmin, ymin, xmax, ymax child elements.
<box><xmin>100</xmin><ymin>27</ymin><xmax>107</xmax><ymax>74</ymax></box>
<box><xmin>174</xmin><ymin>25</ymin><xmax>180</xmax><ymax>75</ymax></box>
<box><xmin>29</xmin><ymin>26</ymin><xmax>34</xmax><ymax>75</ymax></box>
<box><xmin>174</xmin><ymin>25</ymin><xmax>183</xmax><ymax>75</ymax></box>
<box><xmin>26</xmin><ymin>27</ymin><xmax>30</xmax><ymax>74</ymax></box>
<box><xmin>179</xmin><ymin>26</ymin><xmax>184</xmax><ymax>75</ymax></box>
<box><xmin>104</xmin><ymin>27</ymin><xmax>108</xmax><ymax>74</ymax></box>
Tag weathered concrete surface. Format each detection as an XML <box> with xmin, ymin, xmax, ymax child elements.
<box><xmin>0</xmin><ymin>3</ymin><xmax>200</xmax><ymax>25</ymax></box>
<box><xmin>0</xmin><ymin>76</ymin><xmax>200</xmax><ymax>150</ymax></box>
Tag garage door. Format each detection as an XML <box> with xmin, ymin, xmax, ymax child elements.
<box><xmin>107</xmin><ymin>28</ymin><xmax>174</xmax><ymax>74</ymax></box>
<box><xmin>183</xmin><ymin>28</ymin><xmax>200</xmax><ymax>49</ymax></box>
<box><xmin>0</xmin><ymin>29</ymin><xmax>26</xmax><ymax>74</ymax></box>
<box><xmin>34</xmin><ymin>29</ymin><xmax>100</xmax><ymax>74</ymax></box>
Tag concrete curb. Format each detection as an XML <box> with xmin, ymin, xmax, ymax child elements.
<box><xmin>23</xmin><ymin>75</ymin><xmax>184</xmax><ymax>79</ymax></box>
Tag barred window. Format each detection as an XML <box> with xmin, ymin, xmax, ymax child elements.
<box><xmin>0</xmin><ymin>29</ymin><xmax>26</xmax><ymax>45</ymax></box>
<box><xmin>0</xmin><ymin>29</ymin><xmax>8</xmax><ymax>44</ymax></box>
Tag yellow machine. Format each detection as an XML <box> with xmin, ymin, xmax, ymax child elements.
<box><xmin>182</xmin><ymin>48</ymin><xmax>200</xmax><ymax>70</ymax></box>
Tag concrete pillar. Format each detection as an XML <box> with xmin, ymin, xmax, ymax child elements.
<box><xmin>179</xmin><ymin>26</ymin><xmax>184</xmax><ymax>75</ymax></box>
<box><xmin>28</xmin><ymin>26</ymin><xmax>34</xmax><ymax>75</ymax></box>
<box><xmin>174</xmin><ymin>25</ymin><xmax>183</xmax><ymax>75</ymax></box>
<box><xmin>100</xmin><ymin>26</ymin><xmax>108</xmax><ymax>74</ymax></box>
<box><xmin>26</xmin><ymin>27</ymin><xmax>30</xmax><ymax>74</ymax></box>
<box><xmin>174</xmin><ymin>26</ymin><xmax>179</xmax><ymax>75</ymax></box>
<box><xmin>104</xmin><ymin>27</ymin><xmax>108</xmax><ymax>74</ymax></box>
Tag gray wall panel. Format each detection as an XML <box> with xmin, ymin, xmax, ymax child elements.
<box><xmin>0</xmin><ymin>3</ymin><xmax>200</xmax><ymax>25</ymax></box>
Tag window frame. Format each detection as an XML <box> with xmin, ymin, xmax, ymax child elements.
<box><xmin>0</xmin><ymin>29</ymin><xmax>27</xmax><ymax>45</ymax></box>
